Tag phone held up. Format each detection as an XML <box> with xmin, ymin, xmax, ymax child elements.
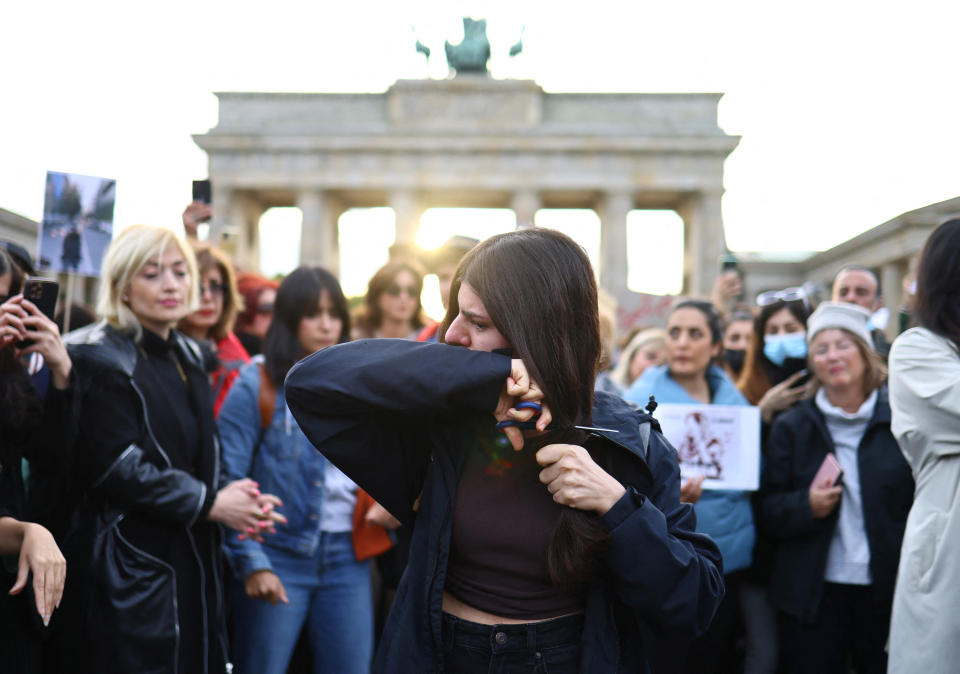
<box><xmin>16</xmin><ymin>278</ymin><xmax>59</xmax><ymax>348</ymax></box>
<box><xmin>192</xmin><ymin>179</ymin><xmax>212</xmax><ymax>223</ymax></box>
<box><xmin>812</xmin><ymin>452</ymin><xmax>844</xmax><ymax>488</ymax></box>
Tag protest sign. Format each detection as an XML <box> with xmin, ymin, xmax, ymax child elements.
<box><xmin>655</xmin><ymin>403</ymin><xmax>761</xmax><ymax>491</ymax></box>
<box><xmin>37</xmin><ymin>171</ymin><xmax>115</xmax><ymax>277</ymax></box>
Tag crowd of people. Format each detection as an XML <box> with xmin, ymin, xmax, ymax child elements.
<box><xmin>0</xmin><ymin>208</ymin><xmax>957</xmax><ymax>674</ymax></box>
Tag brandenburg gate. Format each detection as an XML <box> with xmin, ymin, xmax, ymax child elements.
<box><xmin>193</xmin><ymin>77</ymin><xmax>739</xmax><ymax>297</ymax></box>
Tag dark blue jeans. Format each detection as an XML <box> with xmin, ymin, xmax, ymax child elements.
<box><xmin>442</xmin><ymin>612</ymin><xmax>583</xmax><ymax>674</ymax></box>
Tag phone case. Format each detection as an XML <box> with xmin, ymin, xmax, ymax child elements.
<box><xmin>812</xmin><ymin>453</ymin><xmax>844</xmax><ymax>488</ymax></box>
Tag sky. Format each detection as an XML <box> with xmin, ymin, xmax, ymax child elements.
<box><xmin>2</xmin><ymin>0</ymin><xmax>958</xmax><ymax>302</ymax></box>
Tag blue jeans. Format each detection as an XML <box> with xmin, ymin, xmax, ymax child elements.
<box><xmin>231</xmin><ymin>531</ymin><xmax>373</xmax><ymax>674</ymax></box>
<box><xmin>442</xmin><ymin>612</ymin><xmax>583</xmax><ymax>674</ymax></box>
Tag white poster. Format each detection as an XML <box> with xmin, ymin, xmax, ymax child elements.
<box><xmin>655</xmin><ymin>403</ymin><xmax>761</xmax><ymax>491</ymax></box>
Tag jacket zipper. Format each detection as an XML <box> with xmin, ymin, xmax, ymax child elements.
<box><xmin>211</xmin><ymin>433</ymin><xmax>234</xmax><ymax>672</ymax></box>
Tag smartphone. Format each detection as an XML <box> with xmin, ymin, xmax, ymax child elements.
<box><xmin>192</xmin><ymin>179</ymin><xmax>211</xmax><ymax>204</ymax></box>
<box><xmin>812</xmin><ymin>453</ymin><xmax>844</xmax><ymax>488</ymax></box>
<box><xmin>16</xmin><ymin>278</ymin><xmax>59</xmax><ymax>348</ymax></box>
<box><xmin>719</xmin><ymin>253</ymin><xmax>739</xmax><ymax>272</ymax></box>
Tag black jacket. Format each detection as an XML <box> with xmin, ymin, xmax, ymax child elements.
<box><xmin>758</xmin><ymin>389</ymin><xmax>913</xmax><ymax>622</ymax></box>
<box><xmin>58</xmin><ymin>322</ymin><xmax>230</xmax><ymax>674</ymax></box>
<box><xmin>286</xmin><ymin>339</ymin><xmax>724</xmax><ymax>674</ymax></box>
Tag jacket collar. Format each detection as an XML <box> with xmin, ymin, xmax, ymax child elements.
<box><xmin>796</xmin><ymin>386</ymin><xmax>890</xmax><ymax>445</ymax></box>
<box><xmin>65</xmin><ymin>320</ymin><xmax>203</xmax><ymax>377</ymax></box>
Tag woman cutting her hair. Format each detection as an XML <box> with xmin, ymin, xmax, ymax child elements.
<box><xmin>286</xmin><ymin>228</ymin><xmax>723</xmax><ymax>674</ymax></box>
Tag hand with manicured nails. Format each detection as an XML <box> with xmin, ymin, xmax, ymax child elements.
<box><xmin>208</xmin><ymin>478</ymin><xmax>287</xmax><ymax>542</ymax></box>
<box><xmin>1</xmin><ymin>520</ymin><xmax>66</xmax><ymax>627</ymax></box>
<box><xmin>536</xmin><ymin>444</ymin><xmax>626</xmax><ymax>516</ymax></box>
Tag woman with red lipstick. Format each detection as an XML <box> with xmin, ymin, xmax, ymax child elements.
<box><xmin>178</xmin><ymin>242</ymin><xmax>249</xmax><ymax>416</ymax></box>
<box><xmin>759</xmin><ymin>302</ymin><xmax>912</xmax><ymax>674</ymax></box>
<box><xmin>56</xmin><ymin>225</ymin><xmax>284</xmax><ymax>674</ymax></box>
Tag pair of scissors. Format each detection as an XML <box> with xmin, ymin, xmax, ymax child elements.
<box><xmin>495</xmin><ymin>401</ymin><xmax>543</xmax><ymax>432</ymax></box>
<box><xmin>495</xmin><ymin>401</ymin><xmax>621</xmax><ymax>435</ymax></box>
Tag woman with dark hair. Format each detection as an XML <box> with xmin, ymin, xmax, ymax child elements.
<box><xmin>178</xmin><ymin>242</ymin><xmax>250</xmax><ymax>416</ymax></box>
<box><xmin>219</xmin><ymin>266</ymin><xmax>382</xmax><ymax>674</ymax></box>
<box><xmin>352</xmin><ymin>259</ymin><xmax>427</xmax><ymax>339</ymax></box>
<box><xmin>285</xmin><ymin>229</ymin><xmax>723</xmax><ymax>673</ymax></box>
<box><xmin>625</xmin><ymin>299</ymin><xmax>758</xmax><ymax>673</ymax></box>
<box><xmin>887</xmin><ymin>218</ymin><xmax>960</xmax><ymax>673</ymax></box>
<box><xmin>737</xmin><ymin>294</ymin><xmax>812</xmax><ymax>424</ymax></box>
<box><xmin>0</xmin><ymin>249</ymin><xmax>69</xmax><ymax>673</ymax></box>
<box><xmin>761</xmin><ymin>302</ymin><xmax>912</xmax><ymax>673</ymax></box>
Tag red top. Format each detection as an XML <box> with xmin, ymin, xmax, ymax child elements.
<box><xmin>211</xmin><ymin>331</ymin><xmax>251</xmax><ymax>418</ymax></box>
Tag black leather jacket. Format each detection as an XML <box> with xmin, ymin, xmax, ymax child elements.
<box><xmin>58</xmin><ymin>322</ymin><xmax>231</xmax><ymax>674</ymax></box>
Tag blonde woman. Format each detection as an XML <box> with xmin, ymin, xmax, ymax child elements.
<box><xmin>57</xmin><ymin>225</ymin><xmax>283</xmax><ymax>674</ymax></box>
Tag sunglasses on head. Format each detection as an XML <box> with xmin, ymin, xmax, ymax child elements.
<box><xmin>385</xmin><ymin>284</ymin><xmax>418</xmax><ymax>298</ymax></box>
<box><xmin>756</xmin><ymin>286</ymin><xmax>807</xmax><ymax>307</ymax></box>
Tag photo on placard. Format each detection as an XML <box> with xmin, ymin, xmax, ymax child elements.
<box><xmin>37</xmin><ymin>171</ymin><xmax>116</xmax><ymax>277</ymax></box>
<box><xmin>654</xmin><ymin>403</ymin><xmax>761</xmax><ymax>491</ymax></box>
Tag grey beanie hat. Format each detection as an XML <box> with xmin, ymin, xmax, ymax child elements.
<box><xmin>806</xmin><ymin>301</ymin><xmax>873</xmax><ymax>346</ymax></box>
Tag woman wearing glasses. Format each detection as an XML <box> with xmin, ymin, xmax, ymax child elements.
<box><xmin>286</xmin><ymin>229</ymin><xmax>723</xmax><ymax>673</ymax></box>
<box><xmin>178</xmin><ymin>242</ymin><xmax>249</xmax><ymax>417</ymax></box>
<box><xmin>235</xmin><ymin>272</ymin><xmax>279</xmax><ymax>357</ymax></box>
<box><xmin>352</xmin><ymin>260</ymin><xmax>428</xmax><ymax>340</ymax></box>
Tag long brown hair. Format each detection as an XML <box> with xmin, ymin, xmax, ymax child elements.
<box><xmin>440</xmin><ymin>228</ymin><xmax>605</xmax><ymax>584</ymax></box>
<box><xmin>737</xmin><ymin>299</ymin><xmax>810</xmax><ymax>404</ymax></box>
<box><xmin>353</xmin><ymin>259</ymin><xmax>427</xmax><ymax>337</ymax></box>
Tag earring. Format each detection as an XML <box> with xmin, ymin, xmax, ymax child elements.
<box><xmin>122</xmin><ymin>294</ymin><xmax>129</xmax><ymax>302</ymax></box>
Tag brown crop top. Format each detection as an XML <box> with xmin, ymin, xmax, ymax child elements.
<box><xmin>443</xmin><ymin>428</ymin><xmax>585</xmax><ymax>620</ymax></box>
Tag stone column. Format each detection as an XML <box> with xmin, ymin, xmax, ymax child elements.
<box><xmin>677</xmin><ymin>190</ymin><xmax>727</xmax><ymax>297</ymax></box>
<box><xmin>214</xmin><ymin>190</ymin><xmax>264</xmax><ymax>271</ymax></box>
<box><xmin>598</xmin><ymin>192</ymin><xmax>633</xmax><ymax>297</ymax></box>
<box><xmin>298</xmin><ymin>190</ymin><xmax>341</xmax><ymax>277</ymax></box>
<box><xmin>881</xmin><ymin>260</ymin><xmax>904</xmax><ymax>341</ymax></box>
<box><xmin>390</xmin><ymin>190</ymin><xmax>422</xmax><ymax>246</ymax></box>
<box><xmin>511</xmin><ymin>191</ymin><xmax>541</xmax><ymax>229</ymax></box>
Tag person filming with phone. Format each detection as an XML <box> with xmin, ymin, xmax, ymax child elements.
<box><xmin>759</xmin><ymin>302</ymin><xmax>913</xmax><ymax>674</ymax></box>
<box><xmin>0</xmin><ymin>248</ymin><xmax>71</xmax><ymax>672</ymax></box>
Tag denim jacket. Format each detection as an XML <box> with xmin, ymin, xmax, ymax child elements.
<box><xmin>219</xmin><ymin>361</ymin><xmax>332</xmax><ymax>579</ymax></box>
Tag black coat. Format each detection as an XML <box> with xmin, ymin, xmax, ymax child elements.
<box><xmin>286</xmin><ymin>339</ymin><xmax>725</xmax><ymax>674</ymax></box>
<box><xmin>758</xmin><ymin>389</ymin><xmax>913</xmax><ymax>622</ymax></box>
<box><xmin>58</xmin><ymin>322</ymin><xmax>230</xmax><ymax>674</ymax></box>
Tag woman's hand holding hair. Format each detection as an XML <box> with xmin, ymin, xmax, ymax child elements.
<box><xmin>494</xmin><ymin>359</ymin><xmax>552</xmax><ymax>451</ymax></box>
<box><xmin>2</xmin><ymin>519</ymin><xmax>66</xmax><ymax>627</ymax></box>
<box><xmin>758</xmin><ymin>369</ymin><xmax>809</xmax><ymax>423</ymax></box>
<box><xmin>208</xmin><ymin>478</ymin><xmax>286</xmax><ymax>542</ymax></box>
<box><xmin>809</xmin><ymin>479</ymin><xmax>843</xmax><ymax>518</ymax></box>
<box><xmin>244</xmin><ymin>570</ymin><xmax>289</xmax><ymax>605</ymax></box>
<box><xmin>536</xmin><ymin>444</ymin><xmax>626</xmax><ymax>516</ymax></box>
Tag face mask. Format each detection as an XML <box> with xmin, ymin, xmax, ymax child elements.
<box><xmin>724</xmin><ymin>349</ymin><xmax>746</xmax><ymax>375</ymax></box>
<box><xmin>763</xmin><ymin>333</ymin><xmax>807</xmax><ymax>367</ymax></box>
